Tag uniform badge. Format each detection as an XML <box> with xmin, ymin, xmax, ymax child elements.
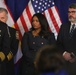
<box><xmin>16</xmin><ymin>31</ymin><xmax>19</xmax><ymax>40</ymax></box>
<box><xmin>0</xmin><ymin>30</ymin><xmax>1</xmax><ymax>37</ymax></box>
<box><xmin>0</xmin><ymin>30</ymin><xmax>1</xmax><ymax>32</ymax></box>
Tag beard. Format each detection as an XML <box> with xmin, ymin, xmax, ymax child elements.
<box><xmin>69</xmin><ymin>18</ymin><xmax>76</xmax><ymax>22</ymax></box>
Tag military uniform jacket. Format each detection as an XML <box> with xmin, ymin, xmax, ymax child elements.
<box><xmin>57</xmin><ymin>21</ymin><xmax>76</xmax><ymax>55</ymax></box>
<box><xmin>0</xmin><ymin>21</ymin><xmax>10</xmax><ymax>56</ymax></box>
<box><xmin>6</xmin><ymin>27</ymin><xmax>19</xmax><ymax>75</ymax></box>
<box><xmin>0</xmin><ymin>21</ymin><xmax>10</xmax><ymax>75</ymax></box>
<box><xmin>9</xmin><ymin>27</ymin><xmax>19</xmax><ymax>56</ymax></box>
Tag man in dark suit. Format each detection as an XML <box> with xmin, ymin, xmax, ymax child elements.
<box><xmin>0</xmin><ymin>8</ymin><xmax>19</xmax><ymax>75</ymax></box>
<box><xmin>57</xmin><ymin>3</ymin><xmax>76</xmax><ymax>75</ymax></box>
<box><xmin>0</xmin><ymin>21</ymin><xmax>11</xmax><ymax>75</ymax></box>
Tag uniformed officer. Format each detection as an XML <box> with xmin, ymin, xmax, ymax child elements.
<box><xmin>0</xmin><ymin>21</ymin><xmax>10</xmax><ymax>75</ymax></box>
<box><xmin>0</xmin><ymin>8</ymin><xmax>19</xmax><ymax>75</ymax></box>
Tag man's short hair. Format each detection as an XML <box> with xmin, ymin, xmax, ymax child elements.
<box><xmin>0</xmin><ymin>8</ymin><xmax>8</xmax><ymax>14</ymax></box>
<box><xmin>69</xmin><ymin>3</ymin><xmax>76</xmax><ymax>9</ymax></box>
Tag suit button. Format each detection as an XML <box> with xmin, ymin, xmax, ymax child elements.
<box><xmin>41</xmin><ymin>42</ymin><xmax>44</xmax><ymax>44</ymax></box>
<box><xmin>33</xmin><ymin>42</ymin><xmax>35</xmax><ymax>44</ymax></box>
<box><xmin>42</xmin><ymin>36</ymin><xmax>44</xmax><ymax>38</ymax></box>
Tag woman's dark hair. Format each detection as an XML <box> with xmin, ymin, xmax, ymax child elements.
<box><xmin>31</xmin><ymin>13</ymin><xmax>50</xmax><ymax>37</ymax></box>
<box><xmin>35</xmin><ymin>45</ymin><xmax>66</xmax><ymax>73</ymax></box>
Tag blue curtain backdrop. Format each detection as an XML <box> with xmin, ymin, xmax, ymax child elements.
<box><xmin>5</xmin><ymin>0</ymin><xmax>29</xmax><ymax>21</ymax></box>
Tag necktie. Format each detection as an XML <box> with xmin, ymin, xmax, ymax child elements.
<box><xmin>69</xmin><ymin>24</ymin><xmax>75</xmax><ymax>38</ymax></box>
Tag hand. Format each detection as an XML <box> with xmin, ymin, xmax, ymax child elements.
<box><xmin>63</xmin><ymin>51</ymin><xmax>72</xmax><ymax>61</ymax></box>
<box><xmin>69</xmin><ymin>57</ymin><xmax>76</xmax><ymax>63</ymax></box>
<box><xmin>69</xmin><ymin>52</ymin><xmax>76</xmax><ymax>63</ymax></box>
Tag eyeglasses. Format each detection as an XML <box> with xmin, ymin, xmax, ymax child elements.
<box><xmin>68</xmin><ymin>11</ymin><xmax>76</xmax><ymax>14</ymax></box>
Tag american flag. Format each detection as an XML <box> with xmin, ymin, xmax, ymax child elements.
<box><xmin>1</xmin><ymin>0</ymin><xmax>62</xmax><ymax>63</ymax></box>
<box><xmin>15</xmin><ymin>0</ymin><xmax>62</xmax><ymax>40</ymax></box>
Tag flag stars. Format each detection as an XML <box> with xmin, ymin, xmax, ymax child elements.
<box><xmin>37</xmin><ymin>11</ymin><xmax>40</xmax><ymax>13</ymax></box>
<box><xmin>52</xmin><ymin>2</ymin><xmax>55</xmax><ymax>5</ymax></box>
<box><xmin>36</xmin><ymin>1</ymin><xmax>38</xmax><ymax>3</ymax></box>
<box><xmin>49</xmin><ymin>0</ymin><xmax>51</xmax><ymax>3</ymax></box>
<box><xmin>45</xmin><ymin>2</ymin><xmax>47</xmax><ymax>5</ymax></box>
<box><xmin>32</xmin><ymin>0</ymin><xmax>55</xmax><ymax>13</ymax></box>
<box><xmin>44</xmin><ymin>7</ymin><xmax>46</xmax><ymax>9</ymax></box>
<box><xmin>42</xmin><ymin>4</ymin><xmax>44</xmax><ymax>7</ymax></box>
<box><xmin>48</xmin><ymin>4</ymin><xmax>51</xmax><ymax>7</ymax></box>
<box><xmin>32</xmin><ymin>0</ymin><xmax>35</xmax><ymax>2</ymax></box>
<box><xmin>42</xmin><ymin>8</ymin><xmax>44</xmax><ymax>11</ymax></box>
<box><xmin>39</xmin><ymin>2</ymin><xmax>42</xmax><ymax>5</ymax></box>
<box><xmin>38</xmin><ymin>6</ymin><xmax>41</xmax><ymax>9</ymax></box>
<box><xmin>35</xmin><ymin>5</ymin><xmax>37</xmax><ymax>7</ymax></box>
<box><xmin>43</xmin><ymin>1</ymin><xmax>45</xmax><ymax>3</ymax></box>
